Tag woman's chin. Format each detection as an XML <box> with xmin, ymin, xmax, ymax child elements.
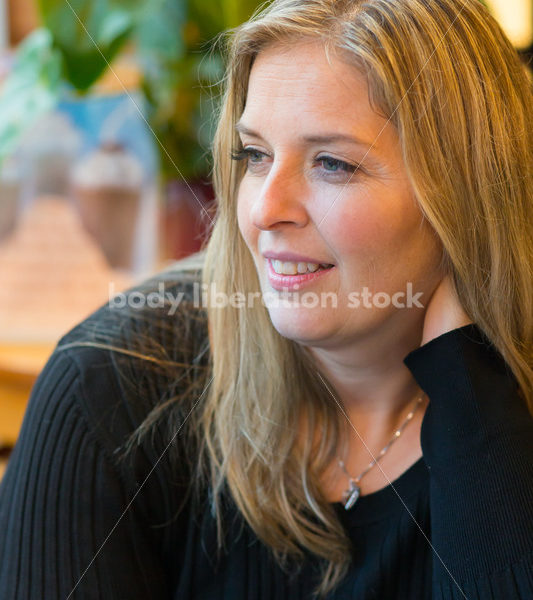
<box><xmin>266</xmin><ymin>303</ymin><xmax>399</xmax><ymax>348</ymax></box>
<box><xmin>267</xmin><ymin>306</ymin><xmax>331</xmax><ymax>343</ymax></box>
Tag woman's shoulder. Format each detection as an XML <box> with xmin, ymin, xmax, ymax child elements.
<box><xmin>0</xmin><ymin>260</ymin><xmax>211</xmax><ymax>594</ymax></box>
<box><xmin>32</xmin><ymin>256</ymin><xmax>210</xmax><ymax>478</ymax></box>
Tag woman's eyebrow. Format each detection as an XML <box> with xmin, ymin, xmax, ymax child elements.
<box><xmin>234</xmin><ymin>121</ymin><xmax>377</xmax><ymax>151</ymax></box>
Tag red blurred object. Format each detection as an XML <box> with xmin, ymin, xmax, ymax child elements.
<box><xmin>161</xmin><ymin>179</ymin><xmax>215</xmax><ymax>261</ymax></box>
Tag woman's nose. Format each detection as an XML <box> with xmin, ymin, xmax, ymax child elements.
<box><xmin>250</xmin><ymin>165</ymin><xmax>309</xmax><ymax>231</ymax></box>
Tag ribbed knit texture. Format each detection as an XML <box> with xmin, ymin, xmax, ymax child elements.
<box><xmin>0</xmin><ymin>271</ymin><xmax>532</xmax><ymax>599</ymax></box>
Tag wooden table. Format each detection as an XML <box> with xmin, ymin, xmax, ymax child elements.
<box><xmin>0</xmin><ymin>342</ymin><xmax>55</xmax><ymax>447</ymax></box>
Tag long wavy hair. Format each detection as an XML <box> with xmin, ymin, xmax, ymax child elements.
<box><xmin>200</xmin><ymin>0</ymin><xmax>533</xmax><ymax>595</ymax></box>
<box><xmin>57</xmin><ymin>0</ymin><xmax>533</xmax><ymax>597</ymax></box>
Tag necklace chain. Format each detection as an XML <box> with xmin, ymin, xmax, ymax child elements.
<box><xmin>338</xmin><ymin>392</ymin><xmax>425</xmax><ymax>510</ymax></box>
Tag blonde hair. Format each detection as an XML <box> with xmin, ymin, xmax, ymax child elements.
<box><xmin>56</xmin><ymin>0</ymin><xmax>533</xmax><ymax>597</ymax></box>
<box><xmin>201</xmin><ymin>0</ymin><xmax>533</xmax><ymax>595</ymax></box>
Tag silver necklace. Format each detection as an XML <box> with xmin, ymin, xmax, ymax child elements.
<box><xmin>338</xmin><ymin>392</ymin><xmax>425</xmax><ymax>510</ymax></box>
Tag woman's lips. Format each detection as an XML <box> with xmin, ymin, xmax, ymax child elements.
<box><xmin>266</xmin><ymin>258</ymin><xmax>335</xmax><ymax>291</ymax></box>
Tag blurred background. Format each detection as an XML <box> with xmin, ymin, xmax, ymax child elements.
<box><xmin>0</xmin><ymin>0</ymin><xmax>531</xmax><ymax>474</ymax></box>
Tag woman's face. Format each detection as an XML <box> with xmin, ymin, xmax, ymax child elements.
<box><xmin>236</xmin><ymin>39</ymin><xmax>443</xmax><ymax>348</ymax></box>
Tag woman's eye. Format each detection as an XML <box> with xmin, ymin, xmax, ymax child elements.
<box><xmin>317</xmin><ymin>156</ymin><xmax>358</xmax><ymax>174</ymax></box>
<box><xmin>230</xmin><ymin>148</ymin><xmax>266</xmax><ymax>165</ymax></box>
<box><xmin>230</xmin><ymin>148</ymin><xmax>360</xmax><ymax>179</ymax></box>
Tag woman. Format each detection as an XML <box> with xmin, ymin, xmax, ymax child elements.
<box><xmin>1</xmin><ymin>0</ymin><xmax>532</xmax><ymax>598</ymax></box>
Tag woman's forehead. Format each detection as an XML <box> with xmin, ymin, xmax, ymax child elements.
<box><xmin>249</xmin><ymin>38</ymin><xmax>358</xmax><ymax>90</ymax></box>
<box><xmin>240</xmin><ymin>41</ymin><xmax>390</xmax><ymax>153</ymax></box>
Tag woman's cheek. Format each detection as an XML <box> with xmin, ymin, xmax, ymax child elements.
<box><xmin>325</xmin><ymin>207</ymin><xmax>390</xmax><ymax>260</ymax></box>
<box><xmin>236</xmin><ymin>192</ymin><xmax>253</xmax><ymax>245</ymax></box>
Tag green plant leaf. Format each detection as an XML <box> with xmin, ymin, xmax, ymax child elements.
<box><xmin>37</xmin><ymin>0</ymin><xmax>147</xmax><ymax>91</ymax></box>
<box><xmin>135</xmin><ymin>0</ymin><xmax>187</xmax><ymax>63</ymax></box>
<box><xmin>0</xmin><ymin>29</ymin><xmax>63</xmax><ymax>164</ymax></box>
<box><xmin>99</xmin><ymin>10</ymin><xmax>132</xmax><ymax>46</ymax></box>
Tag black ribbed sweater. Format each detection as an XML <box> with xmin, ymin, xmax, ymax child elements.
<box><xmin>0</xmin><ymin>270</ymin><xmax>532</xmax><ymax>599</ymax></box>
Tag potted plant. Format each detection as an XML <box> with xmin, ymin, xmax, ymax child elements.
<box><xmin>0</xmin><ymin>0</ymin><xmax>264</xmax><ymax>260</ymax></box>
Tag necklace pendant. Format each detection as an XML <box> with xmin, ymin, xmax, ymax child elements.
<box><xmin>343</xmin><ymin>481</ymin><xmax>361</xmax><ymax>510</ymax></box>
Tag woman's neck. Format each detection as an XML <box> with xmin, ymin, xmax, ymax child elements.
<box><xmin>305</xmin><ymin>311</ymin><xmax>425</xmax><ymax>432</ymax></box>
